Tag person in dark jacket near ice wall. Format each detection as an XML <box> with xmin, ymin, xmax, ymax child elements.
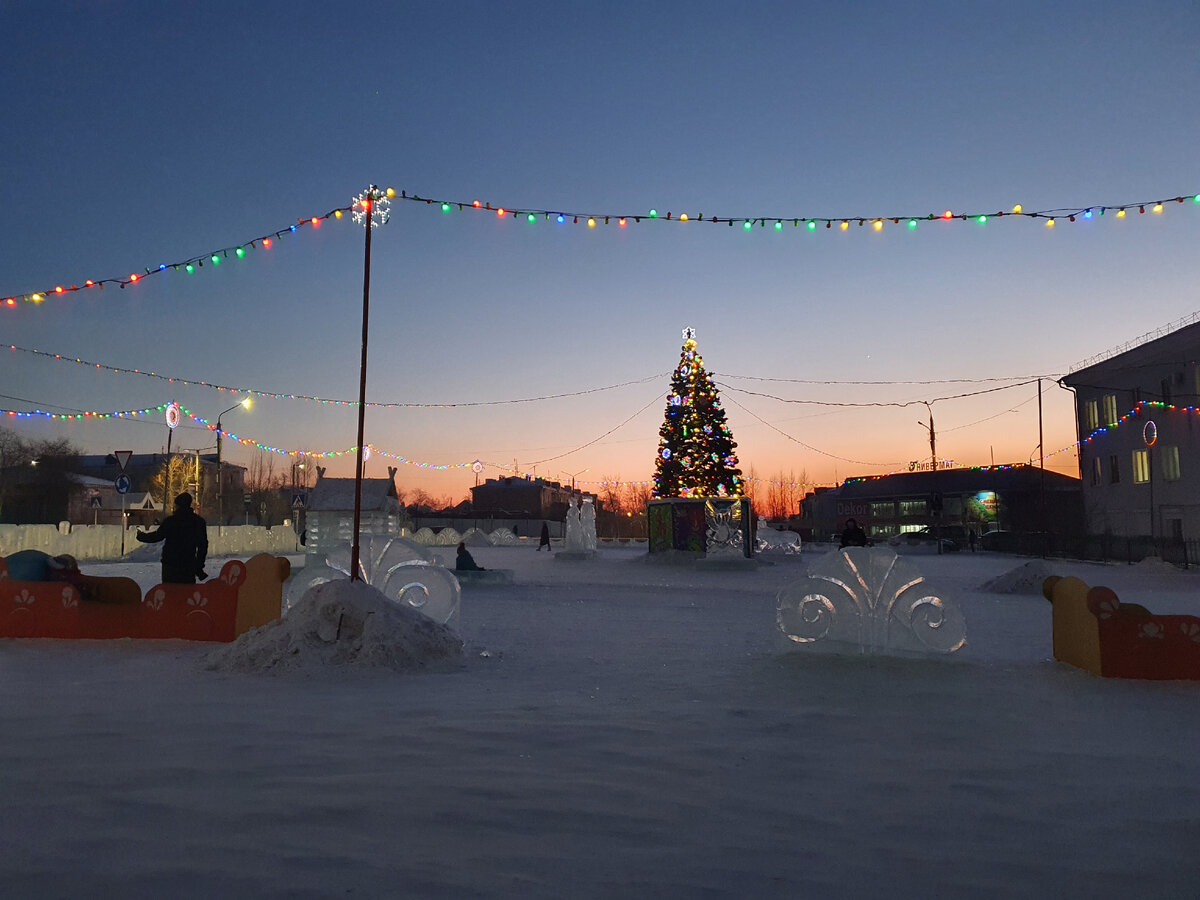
<box><xmin>538</xmin><ymin>521</ymin><xmax>551</xmax><ymax>551</ymax></box>
<box><xmin>136</xmin><ymin>492</ymin><xmax>209</xmax><ymax>584</ymax></box>
<box><xmin>455</xmin><ymin>542</ymin><xmax>485</xmax><ymax>571</ymax></box>
<box><xmin>839</xmin><ymin>518</ymin><xmax>868</xmax><ymax>549</ymax></box>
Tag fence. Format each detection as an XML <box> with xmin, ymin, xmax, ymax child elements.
<box><xmin>984</xmin><ymin>530</ymin><xmax>1199</xmax><ymax>568</ymax></box>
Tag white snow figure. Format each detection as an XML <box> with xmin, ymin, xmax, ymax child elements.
<box><xmin>564</xmin><ymin>497</ymin><xmax>584</xmax><ymax>552</ymax></box>
<box><xmin>581</xmin><ymin>498</ymin><xmax>597</xmax><ymax>552</ymax></box>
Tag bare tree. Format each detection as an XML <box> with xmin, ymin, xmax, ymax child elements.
<box><xmin>599</xmin><ymin>474</ymin><xmax>624</xmax><ymax>515</ymax></box>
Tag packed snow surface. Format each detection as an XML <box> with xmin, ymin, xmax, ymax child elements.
<box><xmin>2</xmin><ymin>545</ymin><xmax>1198</xmax><ymax>898</ymax></box>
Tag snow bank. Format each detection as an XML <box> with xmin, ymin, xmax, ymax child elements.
<box><xmin>204</xmin><ymin>578</ymin><xmax>463</xmax><ymax>673</ymax></box>
<box><xmin>979</xmin><ymin>559</ymin><xmax>1054</xmax><ymax>594</ymax></box>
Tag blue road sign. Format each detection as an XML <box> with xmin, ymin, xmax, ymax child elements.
<box><xmin>115</xmin><ymin>474</ymin><xmax>131</xmax><ymax>495</ymax></box>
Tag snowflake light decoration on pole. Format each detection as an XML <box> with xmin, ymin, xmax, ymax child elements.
<box><xmin>349</xmin><ymin>184</ymin><xmax>395</xmax><ymax>582</ymax></box>
<box><xmin>652</xmin><ymin>327</ymin><xmax>743</xmax><ymax>499</ymax></box>
<box><xmin>353</xmin><ymin>185</ymin><xmax>393</xmax><ymax>227</ymax></box>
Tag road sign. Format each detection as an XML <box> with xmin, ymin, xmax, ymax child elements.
<box><xmin>90</xmin><ymin>494</ymin><xmax>103</xmax><ymax>508</ymax></box>
<box><xmin>291</xmin><ymin>493</ymin><xmax>307</xmax><ymax>508</ymax></box>
<box><xmin>113</xmin><ymin>450</ymin><xmax>133</xmax><ymax>472</ymax></box>
<box><xmin>115</xmin><ymin>474</ymin><xmax>131</xmax><ymax>495</ymax></box>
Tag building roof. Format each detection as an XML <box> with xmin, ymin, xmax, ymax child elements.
<box><xmin>1064</xmin><ymin>316</ymin><xmax>1200</xmax><ymax>383</ymax></box>
<box><xmin>837</xmin><ymin>466</ymin><xmax>1079</xmax><ymax>500</ymax></box>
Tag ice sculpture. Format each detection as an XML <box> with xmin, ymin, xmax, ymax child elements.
<box><xmin>581</xmin><ymin>498</ymin><xmax>597</xmax><ymax>553</ymax></box>
<box><xmin>705</xmin><ymin>498</ymin><xmax>746</xmax><ymax>557</ymax></box>
<box><xmin>776</xmin><ymin>547</ymin><xmax>965</xmax><ymax>656</ymax></box>
<box><xmin>288</xmin><ymin>535</ymin><xmax>461</xmax><ymax>627</ymax></box>
<box><xmin>564</xmin><ymin>497</ymin><xmax>585</xmax><ymax>552</ymax></box>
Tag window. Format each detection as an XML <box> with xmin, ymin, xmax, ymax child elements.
<box><xmin>1084</xmin><ymin>400</ymin><xmax>1099</xmax><ymax>432</ymax></box>
<box><xmin>1133</xmin><ymin>450</ymin><xmax>1150</xmax><ymax>484</ymax></box>
<box><xmin>871</xmin><ymin>501</ymin><xmax>895</xmax><ymax>518</ymax></box>
<box><xmin>1161</xmin><ymin>378</ymin><xmax>1172</xmax><ymax>405</ymax></box>
<box><xmin>1109</xmin><ymin>455</ymin><xmax>1120</xmax><ymax>484</ymax></box>
<box><xmin>1162</xmin><ymin>445</ymin><xmax>1181</xmax><ymax>481</ymax></box>
<box><xmin>1102</xmin><ymin>394</ymin><xmax>1118</xmax><ymax>426</ymax></box>
<box><xmin>899</xmin><ymin>500</ymin><xmax>926</xmax><ymax>516</ymax></box>
<box><xmin>1091</xmin><ymin>457</ymin><xmax>1102</xmax><ymax>486</ymax></box>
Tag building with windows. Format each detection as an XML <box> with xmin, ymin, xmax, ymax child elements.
<box><xmin>470</xmin><ymin>476</ymin><xmax>598</xmax><ymax>522</ymax></box>
<box><xmin>797</xmin><ymin>466</ymin><xmax>1082</xmax><ymax>546</ymax></box>
<box><xmin>1060</xmin><ymin>315</ymin><xmax>1200</xmax><ymax>549</ymax></box>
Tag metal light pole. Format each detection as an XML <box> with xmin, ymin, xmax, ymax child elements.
<box><xmin>349</xmin><ymin>185</ymin><xmax>394</xmax><ymax>582</ymax></box>
<box><xmin>215</xmin><ymin>396</ymin><xmax>251</xmax><ymax>534</ymax></box>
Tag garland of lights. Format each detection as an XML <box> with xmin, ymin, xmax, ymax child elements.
<box><xmin>7</xmin><ymin>187</ymin><xmax>1198</xmax><ymax>309</ymax></box>
<box><xmin>395</xmin><ymin>189</ymin><xmax>1200</xmax><ymax>232</ymax></box>
<box><xmin>2</xmin><ymin>199</ymin><xmax>373</xmax><ymax>308</ymax></box>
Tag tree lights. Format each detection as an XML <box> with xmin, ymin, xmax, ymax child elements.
<box><xmin>652</xmin><ymin>328</ymin><xmax>743</xmax><ymax>499</ymax></box>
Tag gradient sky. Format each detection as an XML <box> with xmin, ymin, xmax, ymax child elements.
<box><xmin>3</xmin><ymin>1</ymin><xmax>1198</xmax><ymax>503</ymax></box>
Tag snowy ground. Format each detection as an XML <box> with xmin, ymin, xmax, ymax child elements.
<box><xmin>2</xmin><ymin>545</ymin><xmax>1198</xmax><ymax>898</ymax></box>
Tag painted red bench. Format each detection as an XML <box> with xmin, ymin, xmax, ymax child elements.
<box><xmin>1043</xmin><ymin>575</ymin><xmax>1200</xmax><ymax>680</ymax></box>
<box><xmin>0</xmin><ymin>554</ymin><xmax>291</xmax><ymax>642</ymax></box>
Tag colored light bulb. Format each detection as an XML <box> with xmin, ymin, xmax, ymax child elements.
<box><xmin>744</xmin><ymin>221</ymin><xmax>753</xmax><ymax>230</ymax></box>
<box><xmin>807</xmin><ymin>221</ymin><xmax>816</xmax><ymax>230</ymax></box>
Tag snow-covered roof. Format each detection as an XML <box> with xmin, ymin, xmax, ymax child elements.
<box><xmin>307</xmin><ymin>476</ymin><xmax>397</xmax><ymax>512</ymax></box>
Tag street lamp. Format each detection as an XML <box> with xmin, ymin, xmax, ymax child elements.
<box><xmin>216</xmin><ymin>396</ymin><xmax>251</xmax><ymax>532</ymax></box>
<box><xmin>562</xmin><ymin>468</ymin><xmax>589</xmax><ymax>490</ymax></box>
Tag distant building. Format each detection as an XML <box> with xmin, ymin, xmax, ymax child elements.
<box><xmin>796</xmin><ymin>466</ymin><xmax>1083</xmax><ymax>546</ymax></box>
<box><xmin>470</xmin><ymin>476</ymin><xmax>598</xmax><ymax>522</ymax></box>
<box><xmin>73</xmin><ymin>452</ymin><xmax>247</xmax><ymax>526</ymax></box>
<box><xmin>1060</xmin><ymin>315</ymin><xmax>1200</xmax><ymax>551</ymax></box>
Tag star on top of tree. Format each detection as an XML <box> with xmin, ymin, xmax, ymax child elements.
<box><xmin>682</xmin><ymin>326</ymin><xmax>696</xmax><ymax>341</ymax></box>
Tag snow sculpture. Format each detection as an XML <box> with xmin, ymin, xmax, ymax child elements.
<box><xmin>564</xmin><ymin>497</ymin><xmax>585</xmax><ymax>552</ymax></box>
<box><xmin>580</xmin><ymin>498</ymin><xmax>597</xmax><ymax>553</ymax></box>
<box><xmin>704</xmin><ymin>498</ymin><xmax>745</xmax><ymax>557</ymax></box>
<box><xmin>776</xmin><ymin>547</ymin><xmax>965</xmax><ymax>656</ymax></box>
<box><xmin>287</xmin><ymin>535</ymin><xmax>461</xmax><ymax>627</ymax></box>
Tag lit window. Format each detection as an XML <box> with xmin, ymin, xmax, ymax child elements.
<box><xmin>1102</xmin><ymin>394</ymin><xmax>1118</xmax><ymax>426</ymax></box>
<box><xmin>1084</xmin><ymin>400</ymin><xmax>1099</xmax><ymax>432</ymax></box>
<box><xmin>1162</xmin><ymin>446</ymin><xmax>1181</xmax><ymax>482</ymax></box>
<box><xmin>1133</xmin><ymin>450</ymin><xmax>1149</xmax><ymax>484</ymax></box>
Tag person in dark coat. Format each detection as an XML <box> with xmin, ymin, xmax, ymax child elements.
<box><xmin>839</xmin><ymin>517</ymin><xmax>868</xmax><ymax>549</ymax></box>
<box><xmin>538</xmin><ymin>521</ymin><xmax>551</xmax><ymax>551</ymax></box>
<box><xmin>136</xmin><ymin>492</ymin><xmax>209</xmax><ymax>584</ymax></box>
<box><xmin>455</xmin><ymin>542</ymin><xmax>485</xmax><ymax>571</ymax></box>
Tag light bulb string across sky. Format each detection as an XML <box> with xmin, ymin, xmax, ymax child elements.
<box><xmin>6</xmin><ymin>185</ymin><xmax>1199</xmax><ymax>308</ymax></box>
<box><xmin>400</xmin><ymin>188</ymin><xmax>1200</xmax><ymax>231</ymax></box>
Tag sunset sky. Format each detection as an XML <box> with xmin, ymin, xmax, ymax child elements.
<box><xmin>3</xmin><ymin>1</ymin><xmax>1198</xmax><ymax>503</ymax></box>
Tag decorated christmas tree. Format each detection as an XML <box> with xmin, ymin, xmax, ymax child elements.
<box><xmin>652</xmin><ymin>328</ymin><xmax>743</xmax><ymax>498</ymax></box>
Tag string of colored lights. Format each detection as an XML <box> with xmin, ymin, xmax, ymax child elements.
<box><xmin>0</xmin><ymin>343</ymin><xmax>668</xmax><ymax>408</ymax></box>
<box><xmin>2</xmin><ymin>202</ymin><xmax>359</xmax><ymax>308</ymax></box>
<box><xmin>7</xmin><ymin>374</ymin><xmax>1144</xmax><ymax>486</ymax></box>
<box><xmin>397</xmin><ymin>189</ymin><xmax>1200</xmax><ymax>232</ymax></box>
<box><xmin>8</xmin><ymin>186</ymin><xmax>1197</xmax><ymax>309</ymax></box>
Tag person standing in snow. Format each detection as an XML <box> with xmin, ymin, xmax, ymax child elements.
<box><xmin>136</xmin><ymin>492</ymin><xmax>209</xmax><ymax>584</ymax></box>
<box><xmin>839</xmin><ymin>518</ymin><xmax>868</xmax><ymax>549</ymax></box>
<box><xmin>538</xmin><ymin>521</ymin><xmax>551</xmax><ymax>551</ymax></box>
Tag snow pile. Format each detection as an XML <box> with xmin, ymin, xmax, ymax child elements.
<box><xmin>979</xmin><ymin>559</ymin><xmax>1054</xmax><ymax>594</ymax></box>
<box><xmin>1133</xmin><ymin>555</ymin><xmax>1181</xmax><ymax>573</ymax></box>
<box><xmin>205</xmin><ymin>578</ymin><xmax>463</xmax><ymax>673</ymax></box>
